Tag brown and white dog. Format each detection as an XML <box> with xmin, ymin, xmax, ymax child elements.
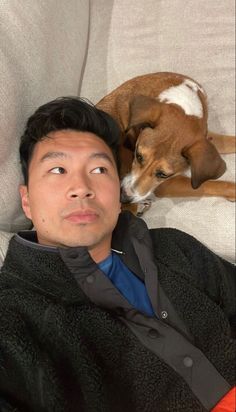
<box><xmin>96</xmin><ymin>72</ymin><xmax>235</xmax><ymax>214</ymax></box>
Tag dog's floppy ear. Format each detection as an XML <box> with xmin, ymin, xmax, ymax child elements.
<box><xmin>182</xmin><ymin>139</ymin><xmax>226</xmax><ymax>189</ymax></box>
<box><xmin>123</xmin><ymin>95</ymin><xmax>161</xmax><ymax>151</ymax></box>
<box><xmin>123</xmin><ymin>127</ymin><xmax>140</xmax><ymax>151</ymax></box>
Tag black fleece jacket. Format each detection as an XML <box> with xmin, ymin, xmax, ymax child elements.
<box><xmin>0</xmin><ymin>212</ymin><xmax>235</xmax><ymax>412</ymax></box>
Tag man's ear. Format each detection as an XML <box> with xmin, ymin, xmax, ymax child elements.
<box><xmin>19</xmin><ymin>185</ymin><xmax>32</xmax><ymax>220</ymax></box>
<box><xmin>123</xmin><ymin>95</ymin><xmax>161</xmax><ymax>151</ymax></box>
<box><xmin>182</xmin><ymin>139</ymin><xmax>226</xmax><ymax>189</ymax></box>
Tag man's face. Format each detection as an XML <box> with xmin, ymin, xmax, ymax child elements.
<box><xmin>20</xmin><ymin>130</ymin><xmax>121</xmax><ymax>262</ymax></box>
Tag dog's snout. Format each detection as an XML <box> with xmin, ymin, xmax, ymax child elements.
<box><xmin>120</xmin><ymin>187</ymin><xmax>133</xmax><ymax>204</ymax></box>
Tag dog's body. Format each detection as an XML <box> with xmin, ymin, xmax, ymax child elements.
<box><xmin>96</xmin><ymin>72</ymin><xmax>235</xmax><ymax>213</ymax></box>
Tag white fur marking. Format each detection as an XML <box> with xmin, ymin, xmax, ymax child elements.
<box><xmin>122</xmin><ymin>174</ymin><xmax>155</xmax><ymax>202</ymax></box>
<box><xmin>127</xmin><ymin>189</ymin><xmax>154</xmax><ymax>203</ymax></box>
<box><xmin>158</xmin><ymin>79</ymin><xmax>204</xmax><ymax>118</ymax></box>
<box><xmin>121</xmin><ymin>173</ymin><xmax>137</xmax><ymax>196</ymax></box>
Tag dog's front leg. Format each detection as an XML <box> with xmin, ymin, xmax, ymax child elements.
<box><xmin>154</xmin><ymin>175</ymin><xmax>236</xmax><ymax>201</ymax></box>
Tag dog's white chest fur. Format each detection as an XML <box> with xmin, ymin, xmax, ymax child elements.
<box><xmin>158</xmin><ymin>79</ymin><xmax>204</xmax><ymax>118</ymax></box>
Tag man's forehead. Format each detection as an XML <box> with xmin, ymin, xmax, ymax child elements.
<box><xmin>44</xmin><ymin>129</ymin><xmax>107</xmax><ymax>144</ymax></box>
<box><xmin>39</xmin><ymin>150</ymin><xmax>114</xmax><ymax>165</ymax></box>
<box><xmin>34</xmin><ymin>130</ymin><xmax>111</xmax><ymax>152</ymax></box>
<box><xmin>30</xmin><ymin>130</ymin><xmax>116</xmax><ymax>166</ymax></box>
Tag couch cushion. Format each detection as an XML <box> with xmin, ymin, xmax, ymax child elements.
<box><xmin>81</xmin><ymin>0</ymin><xmax>235</xmax><ymax>262</ymax></box>
<box><xmin>0</xmin><ymin>0</ymin><xmax>90</xmax><ymax>264</ymax></box>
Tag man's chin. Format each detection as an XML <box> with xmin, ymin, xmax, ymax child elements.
<box><xmin>57</xmin><ymin>233</ymin><xmax>106</xmax><ymax>249</ymax></box>
<box><xmin>58</xmin><ymin>239</ymin><xmax>95</xmax><ymax>248</ymax></box>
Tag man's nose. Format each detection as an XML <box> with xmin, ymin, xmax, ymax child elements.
<box><xmin>66</xmin><ymin>175</ymin><xmax>95</xmax><ymax>200</ymax></box>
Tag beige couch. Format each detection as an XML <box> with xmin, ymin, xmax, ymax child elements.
<box><xmin>0</xmin><ymin>0</ymin><xmax>235</xmax><ymax>265</ymax></box>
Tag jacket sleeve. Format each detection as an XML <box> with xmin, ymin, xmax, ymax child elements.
<box><xmin>0</xmin><ymin>396</ymin><xmax>22</xmax><ymax>412</ymax></box>
<box><xmin>150</xmin><ymin>228</ymin><xmax>236</xmax><ymax>330</ymax></box>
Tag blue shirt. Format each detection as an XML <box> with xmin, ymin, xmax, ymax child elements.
<box><xmin>98</xmin><ymin>252</ymin><xmax>155</xmax><ymax>317</ymax></box>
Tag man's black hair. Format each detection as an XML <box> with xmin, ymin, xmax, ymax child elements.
<box><xmin>20</xmin><ymin>97</ymin><xmax>121</xmax><ymax>184</ymax></box>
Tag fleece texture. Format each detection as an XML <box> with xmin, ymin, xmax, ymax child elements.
<box><xmin>0</xmin><ymin>213</ymin><xmax>235</xmax><ymax>411</ymax></box>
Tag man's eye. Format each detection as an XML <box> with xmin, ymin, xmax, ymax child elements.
<box><xmin>91</xmin><ymin>167</ymin><xmax>108</xmax><ymax>174</ymax></box>
<box><xmin>49</xmin><ymin>167</ymin><xmax>66</xmax><ymax>174</ymax></box>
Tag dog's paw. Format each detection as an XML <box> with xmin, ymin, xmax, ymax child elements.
<box><xmin>121</xmin><ymin>198</ymin><xmax>153</xmax><ymax>216</ymax></box>
<box><xmin>224</xmin><ymin>182</ymin><xmax>236</xmax><ymax>202</ymax></box>
<box><xmin>121</xmin><ymin>203</ymin><xmax>139</xmax><ymax>214</ymax></box>
<box><xmin>137</xmin><ymin>199</ymin><xmax>153</xmax><ymax>216</ymax></box>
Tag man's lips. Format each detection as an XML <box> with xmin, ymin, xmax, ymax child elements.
<box><xmin>64</xmin><ymin>210</ymin><xmax>99</xmax><ymax>224</ymax></box>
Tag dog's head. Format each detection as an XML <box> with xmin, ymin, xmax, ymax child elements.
<box><xmin>121</xmin><ymin>94</ymin><xmax>226</xmax><ymax>203</ymax></box>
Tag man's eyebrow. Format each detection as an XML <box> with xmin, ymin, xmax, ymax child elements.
<box><xmin>39</xmin><ymin>151</ymin><xmax>114</xmax><ymax>164</ymax></box>
<box><xmin>89</xmin><ymin>152</ymin><xmax>114</xmax><ymax>165</ymax></box>
<box><xmin>40</xmin><ymin>152</ymin><xmax>68</xmax><ymax>162</ymax></box>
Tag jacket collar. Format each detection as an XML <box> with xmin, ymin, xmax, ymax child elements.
<box><xmin>14</xmin><ymin>211</ymin><xmax>152</xmax><ymax>282</ymax></box>
<box><xmin>15</xmin><ymin>211</ymin><xmax>150</xmax><ymax>256</ymax></box>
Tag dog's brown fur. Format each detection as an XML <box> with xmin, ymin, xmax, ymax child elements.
<box><xmin>96</xmin><ymin>72</ymin><xmax>235</xmax><ymax>212</ymax></box>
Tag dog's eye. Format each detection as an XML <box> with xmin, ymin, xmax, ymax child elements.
<box><xmin>139</xmin><ymin>122</ymin><xmax>153</xmax><ymax>130</ymax></box>
<box><xmin>155</xmin><ymin>170</ymin><xmax>168</xmax><ymax>178</ymax></box>
<box><xmin>136</xmin><ymin>152</ymin><xmax>144</xmax><ymax>164</ymax></box>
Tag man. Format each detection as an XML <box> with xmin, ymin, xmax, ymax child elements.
<box><xmin>0</xmin><ymin>97</ymin><xmax>235</xmax><ymax>412</ymax></box>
